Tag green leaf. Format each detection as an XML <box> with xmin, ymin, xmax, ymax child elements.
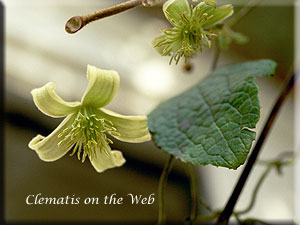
<box><xmin>148</xmin><ymin>60</ymin><xmax>277</xmax><ymax>169</ymax></box>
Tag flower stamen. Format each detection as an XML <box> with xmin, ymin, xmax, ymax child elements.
<box><xmin>57</xmin><ymin>107</ymin><xmax>119</xmax><ymax>162</ymax></box>
<box><xmin>152</xmin><ymin>0</ymin><xmax>234</xmax><ymax>64</ymax></box>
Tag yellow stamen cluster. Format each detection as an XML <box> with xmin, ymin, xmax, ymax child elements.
<box><xmin>57</xmin><ymin>107</ymin><xmax>120</xmax><ymax>162</ymax></box>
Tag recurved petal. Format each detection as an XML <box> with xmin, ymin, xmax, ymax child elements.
<box><xmin>97</xmin><ymin>108</ymin><xmax>151</xmax><ymax>143</ymax></box>
<box><xmin>81</xmin><ymin>65</ymin><xmax>120</xmax><ymax>108</ymax></box>
<box><xmin>31</xmin><ymin>82</ymin><xmax>81</xmax><ymax>118</ymax></box>
<box><xmin>90</xmin><ymin>149</ymin><xmax>126</xmax><ymax>173</ymax></box>
<box><xmin>152</xmin><ymin>31</ymin><xmax>182</xmax><ymax>56</ymax></box>
<box><xmin>202</xmin><ymin>4</ymin><xmax>233</xmax><ymax>28</ymax></box>
<box><xmin>193</xmin><ymin>2</ymin><xmax>214</xmax><ymax>18</ymax></box>
<box><xmin>28</xmin><ymin>113</ymin><xmax>76</xmax><ymax>161</ymax></box>
<box><xmin>163</xmin><ymin>0</ymin><xmax>190</xmax><ymax>26</ymax></box>
<box><xmin>152</xmin><ymin>33</ymin><xmax>168</xmax><ymax>55</ymax></box>
<box><xmin>202</xmin><ymin>0</ymin><xmax>216</xmax><ymax>7</ymax></box>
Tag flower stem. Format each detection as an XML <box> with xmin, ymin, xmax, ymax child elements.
<box><xmin>157</xmin><ymin>155</ymin><xmax>175</xmax><ymax>225</ymax></box>
<box><xmin>215</xmin><ymin>72</ymin><xmax>299</xmax><ymax>225</ymax></box>
<box><xmin>185</xmin><ymin>163</ymin><xmax>198</xmax><ymax>224</ymax></box>
<box><xmin>211</xmin><ymin>0</ymin><xmax>262</xmax><ymax>71</ymax></box>
<box><xmin>65</xmin><ymin>0</ymin><xmax>144</xmax><ymax>34</ymax></box>
<box><xmin>211</xmin><ymin>40</ymin><xmax>220</xmax><ymax>71</ymax></box>
<box><xmin>227</xmin><ymin>0</ymin><xmax>262</xmax><ymax>28</ymax></box>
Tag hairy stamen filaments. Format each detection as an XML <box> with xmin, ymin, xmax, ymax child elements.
<box><xmin>57</xmin><ymin>107</ymin><xmax>120</xmax><ymax>162</ymax></box>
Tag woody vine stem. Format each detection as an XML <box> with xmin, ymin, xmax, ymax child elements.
<box><xmin>65</xmin><ymin>0</ymin><xmax>154</xmax><ymax>34</ymax></box>
<box><xmin>216</xmin><ymin>71</ymin><xmax>298</xmax><ymax>225</ymax></box>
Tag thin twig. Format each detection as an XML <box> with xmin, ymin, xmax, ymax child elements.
<box><xmin>236</xmin><ymin>151</ymin><xmax>294</xmax><ymax>216</ymax></box>
<box><xmin>227</xmin><ymin>0</ymin><xmax>262</xmax><ymax>28</ymax></box>
<box><xmin>158</xmin><ymin>155</ymin><xmax>175</xmax><ymax>225</ymax></box>
<box><xmin>236</xmin><ymin>165</ymin><xmax>272</xmax><ymax>215</ymax></box>
<box><xmin>233</xmin><ymin>213</ymin><xmax>242</xmax><ymax>225</ymax></box>
<box><xmin>196</xmin><ymin>212</ymin><xmax>219</xmax><ymax>224</ymax></box>
<box><xmin>241</xmin><ymin>218</ymin><xmax>272</xmax><ymax>225</ymax></box>
<box><xmin>65</xmin><ymin>0</ymin><xmax>144</xmax><ymax>34</ymax></box>
<box><xmin>199</xmin><ymin>197</ymin><xmax>213</xmax><ymax>213</ymax></box>
<box><xmin>185</xmin><ymin>163</ymin><xmax>198</xmax><ymax>224</ymax></box>
<box><xmin>215</xmin><ymin>72</ymin><xmax>299</xmax><ymax>225</ymax></box>
<box><xmin>211</xmin><ymin>0</ymin><xmax>262</xmax><ymax>71</ymax></box>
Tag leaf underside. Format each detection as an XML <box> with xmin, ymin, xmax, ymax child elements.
<box><xmin>148</xmin><ymin>60</ymin><xmax>277</xmax><ymax>169</ymax></box>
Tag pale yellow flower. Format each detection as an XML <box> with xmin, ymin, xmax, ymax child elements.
<box><xmin>153</xmin><ymin>0</ymin><xmax>233</xmax><ymax>64</ymax></box>
<box><xmin>29</xmin><ymin>65</ymin><xmax>151</xmax><ymax>173</ymax></box>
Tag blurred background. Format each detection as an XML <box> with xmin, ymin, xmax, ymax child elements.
<box><xmin>3</xmin><ymin>0</ymin><xmax>296</xmax><ymax>223</ymax></box>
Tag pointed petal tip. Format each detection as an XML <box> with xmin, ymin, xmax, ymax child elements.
<box><xmin>98</xmin><ymin>108</ymin><xmax>151</xmax><ymax>143</ymax></box>
<box><xmin>28</xmin><ymin>134</ymin><xmax>44</xmax><ymax>150</ymax></box>
<box><xmin>31</xmin><ymin>81</ymin><xmax>80</xmax><ymax>118</ymax></box>
<box><xmin>86</xmin><ymin>64</ymin><xmax>120</xmax><ymax>82</ymax></box>
<box><xmin>28</xmin><ymin>135</ymin><xmax>64</xmax><ymax>162</ymax></box>
<box><xmin>81</xmin><ymin>65</ymin><xmax>120</xmax><ymax>108</ymax></box>
<box><xmin>91</xmin><ymin>150</ymin><xmax>126</xmax><ymax>173</ymax></box>
<box><xmin>28</xmin><ymin>114</ymin><xmax>76</xmax><ymax>162</ymax></box>
<box><xmin>111</xmin><ymin>150</ymin><xmax>126</xmax><ymax>167</ymax></box>
<box><xmin>31</xmin><ymin>82</ymin><xmax>54</xmax><ymax>95</ymax></box>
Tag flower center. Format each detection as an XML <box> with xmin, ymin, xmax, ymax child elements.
<box><xmin>57</xmin><ymin>107</ymin><xmax>120</xmax><ymax>162</ymax></box>
<box><xmin>155</xmin><ymin>7</ymin><xmax>216</xmax><ymax>64</ymax></box>
<box><xmin>181</xmin><ymin>11</ymin><xmax>214</xmax><ymax>48</ymax></box>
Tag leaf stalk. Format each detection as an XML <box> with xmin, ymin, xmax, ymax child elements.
<box><xmin>157</xmin><ymin>155</ymin><xmax>175</xmax><ymax>225</ymax></box>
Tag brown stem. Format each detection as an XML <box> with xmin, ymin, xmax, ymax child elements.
<box><xmin>65</xmin><ymin>0</ymin><xmax>144</xmax><ymax>34</ymax></box>
<box><xmin>216</xmin><ymin>72</ymin><xmax>298</xmax><ymax>225</ymax></box>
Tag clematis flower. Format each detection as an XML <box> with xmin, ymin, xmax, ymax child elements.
<box><xmin>28</xmin><ymin>65</ymin><xmax>151</xmax><ymax>173</ymax></box>
<box><xmin>152</xmin><ymin>0</ymin><xmax>233</xmax><ymax>64</ymax></box>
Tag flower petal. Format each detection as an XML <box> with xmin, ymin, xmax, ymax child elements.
<box><xmin>97</xmin><ymin>108</ymin><xmax>151</xmax><ymax>143</ymax></box>
<box><xmin>81</xmin><ymin>65</ymin><xmax>120</xmax><ymax>108</ymax></box>
<box><xmin>152</xmin><ymin>31</ymin><xmax>183</xmax><ymax>57</ymax></box>
<box><xmin>193</xmin><ymin>2</ymin><xmax>214</xmax><ymax>18</ymax></box>
<box><xmin>31</xmin><ymin>82</ymin><xmax>81</xmax><ymax>118</ymax></box>
<box><xmin>202</xmin><ymin>4</ymin><xmax>233</xmax><ymax>28</ymax></box>
<box><xmin>90</xmin><ymin>149</ymin><xmax>126</xmax><ymax>173</ymax></box>
<box><xmin>163</xmin><ymin>0</ymin><xmax>191</xmax><ymax>26</ymax></box>
<box><xmin>202</xmin><ymin>0</ymin><xmax>216</xmax><ymax>7</ymax></box>
<box><xmin>28</xmin><ymin>113</ymin><xmax>77</xmax><ymax>161</ymax></box>
<box><xmin>152</xmin><ymin>33</ymin><xmax>168</xmax><ymax>55</ymax></box>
